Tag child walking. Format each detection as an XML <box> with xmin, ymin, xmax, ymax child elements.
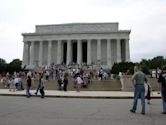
<box><xmin>145</xmin><ymin>82</ymin><xmax>152</xmax><ymax>104</ymax></box>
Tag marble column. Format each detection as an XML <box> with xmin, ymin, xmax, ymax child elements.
<box><xmin>57</xmin><ymin>40</ymin><xmax>62</xmax><ymax>64</ymax></box>
<box><xmin>116</xmin><ymin>39</ymin><xmax>121</xmax><ymax>62</ymax></box>
<box><xmin>67</xmin><ymin>40</ymin><xmax>72</xmax><ymax>65</ymax></box>
<box><xmin>22</xmin><ymin>42</ymin><xmax>29</xmax><ymax>67</ymax></box>
<box><xmin>107</xmin><ymin>39</ymin><xmax>112</xmax><ymax>66</ymax></box>
<box><xmin>77</xmin><ymin>39</ymin><xmax>82</xmax><ymax>65</ymax></box>
<box><xmin>97</xmin><ymin>39</ymin><xmax>101</xmax><ymax>64</ymax></box>
<box><xmin>47</xmin><ymin>41</ymin><xmax>52</xmax><ymax>66</ymax></box>
<box><xmin>30</xmin><ymin>41</ymin><xmax>35</xmax><ymax>67</ymax></box>
<box><xmin>87</xmin><ymin>39</ymin><xmax>92</xmax><ymax>65</ymax></box>
<box><xmin>125</xmin><ymin>39</ymin><xmax>130</xmax><ymax>62</ymax></box>
<box><xmin>39</xmin><ymin>41</ymin><xmax>43</xmax><ymax>67</ymax></box>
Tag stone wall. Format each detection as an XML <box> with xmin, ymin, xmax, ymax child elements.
<box><xmin>123</xmin><ymin>75</ymin><xmax>158</xmax><ymax>91</ymax></box>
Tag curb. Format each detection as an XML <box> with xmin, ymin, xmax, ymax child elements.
<box><xmin>0</xmin><ymin>93</ymin><xmax>161</xmax><ymax>99</ymax></box>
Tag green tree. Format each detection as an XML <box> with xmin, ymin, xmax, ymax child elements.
<box><xmin>141</xmin><ymin>65</ymin><xmax>150</xmax><ymax>74</ymax></box>
<box><xmin>0</xmin><ymin>58</ymin><xmax>6</xmax><ymax>64</ymax></box>
<box><xmin>111</xmin><ymin>62</ymin><xmax>135</xmax><ymax>74</ymax></box>
<box><xmin>140</xmin><ymin>56</ymin><xmax>166</xmax><ymax>70</ymax></box>
<box><xmin>7</xmin><ymin>59</ymin><xmax>22</xmax><ymax>73</ymax></box>
<box><xmin>149</xmin><ymin>56</ymin><xmax>166</xmax><ymax>69</ymax></box>
<box><xmin>0</xmin><ymin>58</ymin><xmax>7</xmax><ymax>73</ymax></box>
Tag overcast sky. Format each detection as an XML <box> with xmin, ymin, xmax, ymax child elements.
<box><xmin>0</xmin><ymin>0</ymin><xmax>166</xmax><ymax>63</ymax></box>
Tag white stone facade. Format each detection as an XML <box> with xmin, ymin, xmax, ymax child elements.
<box><xmin>22</xmin><ymin>23</ymin><xmax>130</xmax><ymax>69</ymax></box>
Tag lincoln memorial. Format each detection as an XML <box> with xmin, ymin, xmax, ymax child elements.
<box><xmin>22</xmin><ymin>23</ymin><xmax>131</xmax><ymax>69</ymax></box>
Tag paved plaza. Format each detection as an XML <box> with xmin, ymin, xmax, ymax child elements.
<box><xmin>0</xmin><ymin>96</ymin><xmax>165</xmax><ymax>125</ymax></box>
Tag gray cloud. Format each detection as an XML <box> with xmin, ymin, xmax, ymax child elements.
<box><xmin>0</xmin><ymin>0</ymin><xmax>166</xmax><ymax>63</ymax></box>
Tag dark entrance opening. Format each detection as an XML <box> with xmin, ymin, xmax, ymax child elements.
<box><xmin>63</xmin><ymin>42</ymin><xmax>67</xmax><ymax>64</ymax></box>
<box><xmin>121</xmin><ymin>40</ymin><xmax>126</xmax><ymax>62</ymax></box>
<box><xmin>72</xmin><ymin>42</ymin><xmax>77</xmax><ymax>63</ymax></box>
<box><xmin>82</xmin><ymin>42</ymin><xmax>87</xmax><ymax>63</ymax></box>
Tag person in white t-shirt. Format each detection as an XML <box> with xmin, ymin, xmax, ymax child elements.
<box><xmin>119</xmin><ymin>72</ymin><xmax>124</xmax><ymax>90</ymax></box>
<box><xmin>75</xmin><ymin>74</ymin><xmax>83</xmax><ymax>92</ymax></box>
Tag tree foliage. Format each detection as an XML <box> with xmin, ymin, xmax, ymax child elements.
<box><xmin>0</xmin><ymin>58</ymin><xmax>22</xmax><ymax>74</ymax></box>
<box><xmin>111</xmin><ymin>62</ymin><xmax>135</xmax><ymax>74</ymax></box>
<box><xmin>140</xmin><ymin>56</ymin><xmax>166</xmax><ymax>69</ymax></box>
<box><xmin>0</xmin><ymin>58</ymin><xmax>6</xmax><ymax>64</ymax></box>
<box><xmin>111</xmin><ymin>56</ymin><xmax>166</xmax><ymax>75</ymax></box>
<box><xmin>0</xmin><ymin>58</ymin><xmax>7</xmax><ymax>73</ymax></box>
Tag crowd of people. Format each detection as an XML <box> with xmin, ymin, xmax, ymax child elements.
<box><xmin>0</xmin><ymin>65</ymin><xmax>109</xmax><ymax>96</ymax></box>
<box><xmin>0</xmin><ymin>64</ymin><xmax>166</xmax><ymax>114</ymax></box>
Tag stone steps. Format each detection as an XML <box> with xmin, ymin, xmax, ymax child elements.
<box><xmin>0</xmin><ymin>76</ymin><xmax>158</xmax><ymax>91</ymax></box>
<box><xmin>42</xmin><ymin>80</ymin><xmax>121</xmax><ymax>91</ymax></box>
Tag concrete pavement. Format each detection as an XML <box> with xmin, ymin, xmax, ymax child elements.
<box><xmin>0</xmin><ymin>96</ymin><xmax>165</xmax><ymax>125</ymax></box>
<box><xmin>0</xmin><ymin>89</ymin><xmax>161</xmax><ymax>99</ymax></box>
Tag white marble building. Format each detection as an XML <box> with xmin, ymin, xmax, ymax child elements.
<box><xmin>22</xmin><ymin>23</ymin><xmax>130</xmax><ymax>69</ymax></box>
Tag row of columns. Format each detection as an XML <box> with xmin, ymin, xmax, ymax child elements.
<box><xmin>22</xmin><ymin>39</ymin><xmax>130</xmax><ymax>68</ymax></box>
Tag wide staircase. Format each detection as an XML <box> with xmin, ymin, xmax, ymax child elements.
<box><xmin>0</xmin><ymin>75</ymin><xmax>158</xmax><ymax>91</ymax></box>
<box><xmin>35</xmin><ymin>79</ymin><xmax>121</xmax><ymax>91</ymax></box>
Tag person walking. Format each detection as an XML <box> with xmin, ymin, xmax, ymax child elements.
<box><xmin>26</xmin><ymin>75</ymin><xmax>32</xmax><ymax>98</ymax></box>
<box><xmin>75</xmin><ymin>73</ymin><xmax>83</xmax><ymax>92</ymax></box>
<box><xmin>35</xmin><ymin>73</ymin><xmax>42</xmax><ymax>95</ymax></box>
<box><xmin>63</xmin><ymin>71</ymin><xmax>68</xmax><ymax>91</ymax></box>
<box><xmin>130</xmin><ymin>65</ymin><xmax>147</xmax><ymax>115</ymax></box>
<box><xmin>9</xmin><ymin>77</ymin><xmax>16</xmax><ymax>92</ymax></box>
<box><xmin>158</xmin><ymin>66</ymin><xmax>166</xmax><ymax>114</ymax></box>
<box><xmin>39</xmin><ymin>74</ymin><xmax>45</xmax><ymax>98</ymax></box>
<box><xmin>119</xmin><ymin>72</ymin><xmax>124</xmax><ymax>90</ymax></box>
<box><xmin>145</xmin><ymin>81</ymin><xmax>152</xmax><ymax>104</ymax></box>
